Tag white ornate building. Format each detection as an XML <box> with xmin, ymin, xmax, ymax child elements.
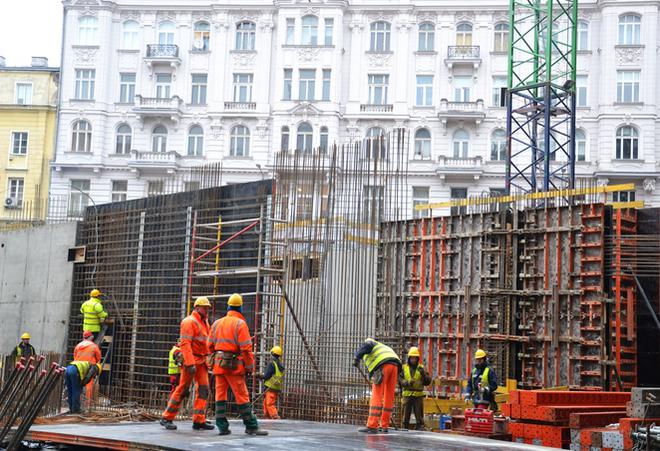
<box><xmin>50</xmin><ymin>0</ymin><xmax>660</xmax><ymax>216</ymax></box>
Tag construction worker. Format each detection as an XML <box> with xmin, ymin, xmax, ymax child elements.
<box><xmin>160</xmin><ymin>297</ymin><xmax>214</xmax><ymax>431</ymax></box>
<box><xmin>465</xmin><ymin>349</ymin><xmax>498</xmax><ymax>411</ymax></box>
<box><xmin>353</xmin><ymin>338</ymin><xmax>402</xmax><ymax>434</ymax></box>
<box><xmin>260</xmin><ymin>345</ymin><xmax>284</xmax><ymax>419</ymax></box>
<box><xmin>64</xmin><ymin>361</ymin><xmax>102</xmax><ymax>414</ymax></box>
<box><xmin>208</xmin><ymin>293</ymin><xmax>268</xmax><ymax>436</ymax></box>
<box><xmin>11</xmin><ymin>332</ymin><xmax>36</xmax><ymax>365</ymax></box>
<box><xmin>80</xmin><ymin>289</ymin><xmax>108</xmax><ymax>333</ymax></box>
<box><xmin>73</xmin><ymin>331</ymin><xmax>101</xmax><ymax>364</ymax></box>
<box><xmin>168</xmin><ymin>342</ymin><xmax>183</xmax><ymax>395</ymax></box>
<box><xmin>400</xmin><ymin>347</ymin><xmax>431</xmax><ymax>430</ymax></box>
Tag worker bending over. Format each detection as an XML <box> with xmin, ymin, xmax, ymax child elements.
<box><xmin>65</xmin><ymin>361</ymin><xmax>101</xmax><ymax>414</ymax></box>
<box><xmin>208</xmin><ymin>293</ymin><xmax>267</xmax><ymax>436</ymax></box>
<box><xmin>465</xmin><ymin>349</ymin><xmax>498</xmax><ymax>411</ymax></box>
<box><xmin>168</xmin><ymin>342</ymin><xmax>183</xmax><ymax>395</ymax></box>
<box><xmin>160</xmin><ymin>297</ymin><xmax>214</xmax><ymax>431</ymax></box>
<box><xmin>400</xmin><ymin>347</ymin><xmax>431</xmax><ymax>430</ymax></box>
<box><xmin>74</xmin><ymin>331</ymin><xmax>102</xmax><ymax>408</ymax></box>
<box><xmin>354</xmin><ymin>338</ymin><xmax>401</xmax><ymax>433</ymax></box>
<box><xmin>11</xmin><ymin>332</ymin><xmax>36</xmax><ymax>365</ymax></box>
<box><xmin>260</xmin><ymin>345</ymin><xmax>284</xmax><ymax>419</ymax></box>
<box><xmin>80</xmin><ymin>289</ymin><xmax>108</xmax><ymax>334</ymax></box>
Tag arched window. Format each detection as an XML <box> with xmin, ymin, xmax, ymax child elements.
<box><xmin>193</xmin><ymin>21</ymin><xmax>210</xmax><ymax>51</ymax></box>
<box><xmin>122</xmin><ymin>20</ymin><xmax>139</xmax><ymax>49</ymax></box>
<box><xmin>78</xmin><ymin>16</ymin><xmax>98</xmax><ymax>45</ymax></box>
<box><xmin>490</xmin><ymin>129</ymin><xmax>506</xmax><ymax>161</ymax></box>
<box><xmin>71</xmin><ymin>120</ymin><xmax>92</xmax><ymax>152</ymax></box>
<box><xmin>236</xmin><ymin>21</ymin><xmax>256</xmax><ymax>50</ymax></box>
<box><xmin>365</xmin><ymin>127</ymin><xmax>386</xmax><ymax>159</ymax></box>
<box><xmin>418</xmin><ymin>22</ymin><xmax>434</xmax><ymax>51</ymax></box>
<box><xmin>230</xmin><ymin>125</ymin><xmax>250</xmax><ymax>156</ymax></box>
<box><xmin>115</xmin><ymin>124</ymin><xmax>132</xmax><ymax>155</ymax></box>
<box><xmin>297</xmin><ymin>122</ymin><xmax>313</xmax><ymax>152</ymax></box>
<box><xmin>301</xmin><ymin>15</ymin><xmax>318</xmax><ymax>45</ymax></box>
<box><xmin>414</xmin><ymin>128</ymin><xmax>431</xmax><ymax>159</ymax></box>
<box><xmin>281</xmin><ymin>126</ymin><xmax>290</xmax><ymax>151</ymax></box>
<box><xmin>320</xmin><ymin>126</ymin><xmax>329</xmax><ymax>153</ymax></box>
<box><xmin>158</xmin><ymin>21</ymin><xmax>175</xmax><ymax>45</ymax></box>
<box><xmin>452</xmin><ymin>129</ymin><xmax>469</xmax><ymax>158</ymax></box>
<box><xmin>187</xmin><ymin>125</ymin><xmax>204</xmax><ymax>156</ymax></box>
<box><xmin>456</xmin><ymin>23</ymin><xmax>472</xmax><ymax>46</ymax></box>
<box><xmin>615</xmin><ymin>126</ymin><xmax>639</xmax><ymax>160</ymax></box>
<box><xmin>152</xmin><ymin>125</ymin><xmax>168</xmax><ymax>153</ymax></box>
<box><xmin>575</xmin><ymin>129</ymin><xmax>586</xmax><ymax>162</ymax></box>
<box><xmin>370</xmin><ymin>21</ymin><xmax>391</xmax><ymax>52</ymax></box>
<box><xmin>618</xmin><ymin>14</ymin><xmax>641</xmax><ymax>45</ymax></box>
<box><xmin>577</xmin><ymin>20</ymin><xmax>589</xmax><ymax>51</ymax></box>
<box><xmin>494</xmin><ymin>23</ymin><xmax>509</xmax><ymax>52</ymax></box>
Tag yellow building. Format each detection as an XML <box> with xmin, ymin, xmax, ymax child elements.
<box><xmin>0</xmin><ymin>56</ymin><xmax>58</xmax><ymax>225</ymax></box>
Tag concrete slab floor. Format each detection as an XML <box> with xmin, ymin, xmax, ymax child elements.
<box><xmin>27</xmin><ymin>420</ymin><xmax>560</xmax><ymax>451</ymax></box>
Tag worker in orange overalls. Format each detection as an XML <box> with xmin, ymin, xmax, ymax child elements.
<box><xmin>208</xmin><ymin>293</ymin><xmax>268</xmax><ymax>436</ymax></box>
<box><xmin>160</xmin><ymin>297</ymin><xmax>214</xmax><ymax>431</ymax></box>
<box><xmin>260</xmin><ymin>345</ymin><xmax>284</xmax><ymax>419</ymax></box>
<box><xmin>74</xmin><ymin>330</ymin><xmax>102</xmax><ymax>409</ymax></box>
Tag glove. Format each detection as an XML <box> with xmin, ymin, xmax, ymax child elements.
<box><xmin>186</xmin><ymin>365</ymin><xmax>196</xmax><ymax>375</ymax></box>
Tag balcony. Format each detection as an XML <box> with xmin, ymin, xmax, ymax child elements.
<box><xmin>445</xmin><ymin>46</ymin><xmax>482</xmax><ymax>72</ymax></box>
<box><xmin>360</xmin><ymin>104</ymin><xmax>393</xmax><ymax>113</ymax></box>
<box><xmin>436</xmin><ymin>155</ymin><xmax>484</xmax><ymax>179</ymax></box>
<box><xmin>224</xmin><ymin>101</ymin><xmax>257</xmax><ymax>111</ymax></box>
<box><xmin>437</xmin><ymin>99</ymin><xmax>486</xmax><ymax>125</ymax></box>
<box><xmin>144</xmin><ymin>44</ymin><xmax>181</xmax><ymax>68</ymax></box>
<box><xmin>128</xmin><ymin>150</ymin><xmax>182</xmax><ymax>173</ymax></box>
<box><xmin>133</xmin><ymin>95</ymin><xmax>183</xmax><ymax>123</ymax></box>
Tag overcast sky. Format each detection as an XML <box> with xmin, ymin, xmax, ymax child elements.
<box><xmin>0</xmin><ymin>0</ymin><xmax>63</xmax><ymax>67</ymax></box>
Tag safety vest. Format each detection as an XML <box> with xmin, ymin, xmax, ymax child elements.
<box><xmin>73</xmin><ymin>340</ymin><xmax>100</xmax><ymax>364</ymax></box>
<box><xmin>362</xmin><ymin>341</ymin><xmax>400</xmax><ymax>373</ymax></box>
<box><xmin>71</xmin><ymin>361</ymin><xmax>93</xmax><ymax>381</ymax></box>
<box><xmin>403</xmin><ymin>364</ymin><xmax>426</xmax><ymax>397</ymax></box>
<box><xmin>80</xmin><ymin>297</ymin><xmax>107</xmax><ymax>332</ymax></box>
<box><xmin>471</xmin><ymin>366</ymin><xmax>490</xmax><ymax>390</ymax></box>
<box><xmin>264</xmin><ymin>360</ymin><xmax>283</xmax><ymax>391</ymax></box>
<box><xmin>168</xmin><ymin>346</ymin><xmax>181</xmax><ymax>375</ymax></box>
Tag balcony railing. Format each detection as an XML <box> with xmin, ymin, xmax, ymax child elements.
<box><xmin>129</xmin><ymin>150</ymin><xmax>182</xmax><ymax>168</ymax></box>
<box><xmin>439</xmin><ymin>99</ymin><xmax>485</xmax><ymax>113</ymax></box>
<box><xmin>360</xmin><ymin>104</ymin><xmax>393</xmax><ymax>113</ymax></box>
<box><xmin>437</xmin><ymin>155</ymin><xmax>483</xmax><ymax>168</ymax></box>
<box><xmin>224</xmin><ymin>101</ymin><xmax>257</xmax><ymax>111</ymax></box>
<box><xmin>146</xmin><ymin>44</ymin><xmax>179</xmax><ymax>58</ymax></box>
<box><xmin>447</xmin><ymin>45</ymin><xmax>480</xmax><ymax>59</ymax></box>
<box><xmin>134</xmin><ymin>95</ymin><xmax>182</xmax><ymax>109</ymax></box>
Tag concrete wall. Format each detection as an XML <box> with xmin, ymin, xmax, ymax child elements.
<box><xmin>0</xmin><ymin>222</ymin><xmax>77</xmax><ymax>355</ymax></box>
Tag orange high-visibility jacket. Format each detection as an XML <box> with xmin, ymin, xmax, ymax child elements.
<box><xmin>207</xmin><ymin>310</ymin><xmax>254</xmax><ymax>375</ymax></box>
<box><xmin>179</xmin><ymin>311</ymin><xmax>211</xmax><ymax>366</ymax></box>
<box><xmin>73</xmin><ymin>339</ymin><xmax>101</xmax><ymax>364</ymax></box>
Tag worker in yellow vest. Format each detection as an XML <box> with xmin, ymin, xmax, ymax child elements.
<box><xmin>80</xmin><ymin>289</ymin><xmax>108</xmax><ymax>333</ymax></box>
<box><xmin>11</xmin><ymin>332</ymin><xmax>36</xmax><ymax>365</ymax></box>
<box><xmin>465</xmin><ymin>349</ymin><xmax>498</xmax><ymax>410</ymax></box>
<box><xmin>64</xmin><ymin>361</ymin><xmax>102</xmax><ymax>413</ymax></box>
<box><xmin>260</xmin><ymin>345</ymin><xmax>284</xmax><ymax>419</ymax></box>
<box><xmin>168</xmin><ymin>342</ymin><xmax>183</xmax><ymax>395</ymax></box>
<box><xmin>400</xmin><ymin>347</ymin><xmax>431</xmax><ymax>430</ymax></box>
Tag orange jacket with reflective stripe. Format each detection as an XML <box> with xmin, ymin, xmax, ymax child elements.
<box><xmin>73</xmin><ymin>339</ymin><xmax>101</xmax><ymax>364</ymax></box>
<box><xmin>207</xmin><ymin>310</ymin><xmax>254</xmax><ymax>375</ymax></box>
<box><xmin>179</xmin><ymin>311</ymin><xmax>211</xmax><ymax>366</ymax></box>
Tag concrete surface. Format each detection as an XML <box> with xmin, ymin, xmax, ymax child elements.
<box><xmin>27</xmin><ymin>420</ymin><xmax>560</xmax><ymax>450</ymax></box>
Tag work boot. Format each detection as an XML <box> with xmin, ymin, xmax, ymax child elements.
<box><xmin>192</xmin><ymin>421</ymin><xmax>215</xmax><ymax>430</ymax></box>
<box><xmin>218</xmin><ymin>429</ymin><xmax>231</xmax><ymax>436</ymax></box>
<box><xmin>358</xmin><ymin>427</ymin><xmax>378</xmax><ymax>434</ymax></box>
<box><xmin>245</xmin><ymin>428</ymin><xmax>269</xmax><ymax>436</ymax></box>
<box><xmin>379</xmin><ymin>428</ymin><xmax>389</xmax><ymax>433</ymax></box>
<box><xmin>160</xmin><ymin>418</ymin><xmax>177</xmax><ymax>430</ymax></box>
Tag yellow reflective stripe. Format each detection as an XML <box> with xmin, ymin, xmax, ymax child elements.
<box><xmin>363</xmin><ymin>342</ymin><xmax>399</xmax><ymax>373</ymax></box>
<box><xmin>238</xmin><ymin>339</ymin><xmax>252</xmax><ymax>347</ymax></box>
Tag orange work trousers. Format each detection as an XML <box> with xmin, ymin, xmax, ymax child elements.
<box><xmin>163</xmin><ymin>363</ymin><xmax>209</xmax><ymax>423</ymax></box>
<box><xmin>367</xmin><ymin>363</ymin><xmax>398</xmax><ymax>429</ymax></box>
<box><xmin>214</xmin><ymin>373</ymin><xmax>250</xmax><ymax>404</ymax></box>
<box><xmin>263</xmin><ymin>389</ymin><xmax>280</xmax><ymax>419</ymax></box>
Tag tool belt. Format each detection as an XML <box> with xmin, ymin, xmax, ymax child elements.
<box><xmin>218</xmin><ymin>351</ymin><xmax>239</xmax><ymax>370</ymax></box>
<box><xmin>371</xmin><ymin>367</ymin><xmax>384</xmax><ymax>385</ymax></box>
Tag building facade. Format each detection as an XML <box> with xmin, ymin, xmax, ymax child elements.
<box><xmin>51</xmin><ymin>0</ymin><xmax>660</xmax><ymax>218</ymax></box>
<box><xmin>0</xmin><ymin>56</ymin><xmax>59</xmax><ymax>223</ymax></box>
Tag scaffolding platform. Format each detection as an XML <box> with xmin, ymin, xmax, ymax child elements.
<box><xmin>25</xmin><ymin>420</ymin><xmax>555</xmax><ymax>451</ymax></box>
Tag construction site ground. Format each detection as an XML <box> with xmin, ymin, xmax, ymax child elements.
<box><xmin>26</xmin><ymin>420</ymin><xmax>557</xmax><ymax>451</ymax></box>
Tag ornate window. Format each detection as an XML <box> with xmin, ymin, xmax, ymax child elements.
<box><xmin>577</xmin><ymin>20</ymin><xmax>589</xmax><ymax>50</ymax></box>
<box><xmin>115</xmin><ymin>124</ymin><xmax>132</xmax><ymax>155</ymax></box>
<box><xmin>618</xmin><ymin>14</ymin><xmax>641</xmax><ymax>45</ymax></box>
<box><xmin>193</xmin><ymin>22</ymin><xmax>210</xmax><ymax>51</ymax></box>
<box><xmin>158</xmin><ymin>21</ymin><xmax>175</xmax><ymax>45</ymax></box>
<box><xmin>575</xmin><ymin>129</ymin><xmax>586</xmax><ymax>162</ymax></box>
<box><xmin>152</xmin><ymin>125</ymin><xmax>168</xmax><ymax>153</ymax></box>
<box><xmin>78</xmin><ymin>16</ymin><xmax>98</xmax><ymax>45</ymax></box>
<box><xmin>236</xmin><ymin>21</ymin><xmax>256</xmax><ymax>50</ymax></box>
<box><xmin>320</xmin><ymin>126</ymin><xmax>329</xmax><ymax>153</ymax></box>
<box><xmin>418</xmin><ymin>23</ymin><xmax>434</xmax><ymax>51</ymax></box>
<box><xmin>187</xmin><ymin>125</ymin><xmax>204</xmax><ymax>156</ymax></box>
<box><xmin>230</xmin><ymin>125</ymin><xmax>250</xmax><ymax>156</ymax></box>
<box><xmin>71</xmin><ymin>120</ymin><xmax>92</xmax><ymax>152</ymax></box>
<box><xmin>490</xmin><ymin>129</ymin><xmax>506</xmax><ymax>161</ymax></box>
<box><xmin>452</xmin><ymin>129</ymin><xmax>469</xmax><ymax>158</ymax></box>
<box><xmin>370</xmin><ymin>21</ymin><xmax>391</xmax><ymax>52</ymax></box>
<box><xmin>297</xmin><ymin>122</ymin><xmax>313</xmax><ymax>152</ymax></box>
<box><xmin>281</xmin><ymin>126</ymin><xmax>290</xmax><ymax>151</ymax></box>
<box><xmin>122</xmin><ymin>20</ymin><xmax>139</xmax><ymax>49</ymax></box>
<box><xmin>615</xmin><ymin>126</ymin><xmax>639</xmax><ymax>160</ymax></box>
<box><xmin>301</xmin><ymin>15</ymin><xmax>318</xmax><ymax>45</ymax></box>
<box><xmin>365</xmin><ymin>127</ymin><xmax>387</xmax><ymax>159</ymax></box>
<box><xmin>414</xmin><ymin>128</ymin><xmax>431</xmax><ymax>159</ymax></box>
<box><xmin>456</xmin><ymin>23</ymin><xmax>473</xmax><ymax>46</ymax></box>
<box><xmin>494</xmin><ymin>23</ymin><xmax>509</xmax><ymax>52</ymax></box>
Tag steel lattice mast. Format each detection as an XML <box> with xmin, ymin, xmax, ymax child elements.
<box><xmin>505</xmin><ymin>0</ymin><xmax>578</xmax><ymax>195</ymax></box>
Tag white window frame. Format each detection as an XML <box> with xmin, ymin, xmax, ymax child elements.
<box><xmin>233</xmin><ymin>73</ymin><xmax>254</xmax><ymax>102</ymax></box>
<box><xmin>111</xmin><ymin>180</ymin><xmax>128</xmax><ymax>203</ymax></box>
<box><xmin>362</xmin><ymin>185</ymin><xmax>384</xmax><ymax>223</ymax></box>
<box><xmin>71</xmin><ymin>120</ymin><xmax>92</xmax><ymax>152</ymax></box>
<box><xmin>320</xmin><ymin>126</ymin><xmax>329</xmax><ymax>153</ymax></box>
<box><xmin>298</xmin><ymin>69</ymin><xmax>316</xmax><ymax>101</ymax></box>
<box><xmin>453</xmin><ymin>76</ymin><xmax>472</xmax><ymax>102</ymax></box>
<box><xmin>285</xmin><ymin>18</ymin><xmax>295</xmax><ymax>45</ymax></box>
<box><xmin>618</xmin><ymin>14</ymin><xmax>641</xmax><ymax>46</ymax></box>
<box><xmin>75</xmin><ymin>69</ymin><xmax>95</xmax><ymax>100</ymax></box>
<box><xmin>415</xmin><ymin>75</ymin><xmax>433</xmax><ymax>106</ymax></box>
<box><xmin>230</xmin><ymin>125</ymin><xmax>250</xmax><ymax>157</ymax></box>
<box><xmin>456</xmin><ymin>23</ymin><xmax>473</xmax><ymax>46</ymax></box>
<box><xmin>155</xmin><ymin>73</ymin><xmax>172</xmax><ymax>99</ymax></box>
<box><xmin>418</xmin><ymin>22</ymin><xmax>435</xmax><ymax>52</ymax></box>
<box><xmin>490</xmin><ymin>129</ymin><xmax>506</xmax><ymax>161</ymax></box>
<box><xmin>115</xmin><ymin>124</ymin><xmax>132</xmax><ymax>155</ymax></box>
<box><xmin>283</xmin><ymin>68</ymin><xmax>292</xmax><ymax>100</ymax></box>
<box><xmin>612</xmin><ymin>191</ymin><xmax>636</xmax><ymax>203</ymax></box>
<box><xmin>147</xmin><ymin>181</ymin><xmax>164</xmax><ymax>197</ymax></box>
<box><xmin>152</xmin><ymin>125</ymin><xmax>168</xmax><ymax>153</ymax></box>
<box><xmin>193</xmin><ymin>21</ymin><xmax>210</xmax><ymax>51</ymax></box>
<box><xmin>370</xmin><ymin>21</ymin><xmax>391</xmax><ymax>52</ymax></box>
<box><xmin>412</xmin><ymin>186</ymin><xmax>430</xmax><ymax>219</ymax></box>
<box><xmin>296</xmin><ymin>122</ymin><xmax>314</xmax><ymax>152</ymax></box>
<box><xmin>10</xmin><ymin>131</ymin><xmax>28</xmax><ymax>155</ymax></box>
<box><xmin>365</xmin><ymin>127</ymin><xmax>387</xmax><ymax>159</ymax></box>
<box><xmin>7</xmin><ymin>178</ymin><xmax>25</xmax><ymax>208</ymax></box>
<box><xmin>187</xmin><ymin>125</ymin><xmax>204</xmax><ymax>156</ymax></box>
<box><xmin>453</xmin><ymin>130</ymin><xmax>470</xmax><ymax>158</ymax></box>
<box><xmin>119</xmin><ymin>73</ymin><xmax>136</xmax><ymax>103</ymax></box>
<box><xmin>494</xmin><ymin>23</ymin><xmax>509</xmax><ymax>52</ymax></box>
<box><xmin>368</xmin><ymin>74</ymin><xmax>389</xmax><ymax>105</ymax></box>
<box><xmin>576</xmin><ymin>74</ymin><xmax>588</xmax><ymax>107</ymax></box>
<box><xmin>324</xmin><ymin>18</ymin><xmax>334</xmax><ymax>46</ymax></box>
<box><xmin>492</xmin><ymin>76</ymin><xmax>507</xmax><ymax>107</ymax></box>
<box><xmin>615</xmin><ymin>126</ymin><xmax>639</xmax><ymax>160</ymax></box>
<box><xmin>191</xmin><ymin>74</ymin><xmax>207</xmax><ymax>105</ymax></box>
<box><xmin>15</xmin><ymin>82</ymin><xmax>33</xmax><ymax>105</ymax></box>
<box><xmin>121</xmin><ymin>20</ymin><xmax>140</xmax><ymax>50</ymax></box>
<box><xmin>235</xmin><ymin>21</ymin><xmax>256</xmax><ymax>51</ymax></box>
<box><xmin>616</xmin><ymin>71</ymin><xmax>640</xmax><ymax>103</ymax></box>
<box><xmin>322</xmin><ymin>69</ymin><xmax>331</xmax><ymax>101</ymax></box>
<box><xmin>69</xmin><ymin>179</ymin><xmax>90</xmax><ymax>216</ymax></box>
<box><xmin>301</xmin><ymin>15</ymin><xmax>318</xmax><ymax>45</ymax></box>
<box><xmin>414</xmin><ymin>128</ymin><xmax>431</xmax><ymax>160</ymax></box>
<box><xmin>281</xmin><ymin>126</ymin><xmax>290</xmax><ymax>151</ymax></box>
<box><xmin>158</xmin><ymin>21</ymin><xmax>175</xmax><ymax>45</ymax></box>
<box><xmin>577</xmin><ymin>20</ymin><xmax>589</xmax><ymax>51</ymax></box>
<box><xmin>78</xmin><ymin>16</ymin><xmax>98</xmax><ymax>45</ymax></box>
<box><xmin>575</xmin><ymin>129</ymin><xmax>587</xmax><ymax>162</ymax></box>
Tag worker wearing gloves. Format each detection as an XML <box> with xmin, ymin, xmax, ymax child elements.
<box><xmin>65</xmin><ymin>361</ymin><xmax>101</xmax><ymax>414</ymax></box>
<box><xmin>168</xmin><ymin>342</ymin><xmax>183</xmax><ymax>395</ymax></box>
<box><xmin>208</xmin><ymin>293</ymin><xmax>268</xmax><ymax>436</ymax></box>
<box><xmin>354</xmin><ymin>338</ymin><xmax>401</xmax><ymax>434</ymax></box>
<box><xmin>260</xmin><ymin>345</ymin><xmax>284</xmax><ymax>419</ymax></box>
<box><xmin>80</xmin><ymin>289</ymin><xmax>108</xmax><ymax>333</ymax></box>
<box><xmin>465</xmin><ymin>349</ymin><xmax>498</xmax><ymax>411</ymax></box>
<box><xmin>400</xmin><ymin>347</ymin><xmax>431</xmax><ymax>430</ymax></box>
<box><xmin>160</xmin><ymin>297</ymin><xmax>214</xmax><ymax>431</ymax></box>
<box><xmin>11</xmin><ymin>332</ymin><xmax>36</xmax><ymax>365</ymax></box>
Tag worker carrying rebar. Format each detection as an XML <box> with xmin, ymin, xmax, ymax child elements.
<box><xmin>74</xmin><ymin>331</ymin><xmax>101</xmax><ymax>364</ymax></box>
<box><xmin>464</xmin><ymin>349</ymin><xmax>498</xmax><ymax>411</ymax></box>
<box><xmin>80</xmin><ymin>289</ymin><xmax>108</xmax><ymax>333</ymax></box>
<box><xmin>353</xmin><ymin>338</ymin><xmax>402</xmax><ymax>434</ymax></box>
<box><xmin>168</xmin><ymin>342</ymin><xmax>183</xmax><ymax>396</ymax></box>
<box><xmin>160</xmin><ymin>297</ymin><xmax>214</xmax><ymax>432</ymax></box>
<box><xmin>208</xmin><ymin>293</ymin><xmax>268</xmax><ymax>436</ymax></box>
<box><xmin>258</xmin><ymin>345</ymin><xmax>284</xmax><ymax>420</ymax></box>
<box><xmin>11</xmin><ymin>332</ymin><xmax>36</xmax><ymax>365</ymax></box>
<box><xmin>64</xmin><ymin>361</ymin><xmax>102</xmax><ymax>414</ymax></box>
<box><xmin>400</xmin><ymin>346</ymin><xmax>431</xmax><ymax>430</ymax></box>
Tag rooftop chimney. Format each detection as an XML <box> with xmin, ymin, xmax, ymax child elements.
<box><xmin>0</xmin><ymin>56</ymin><xmax>5</xmax><ymax>67</ymax></box>
<box><xmin>31</xmin><ymin>57</ymin><xmax>48</xmax><ymax>67</ymax></box>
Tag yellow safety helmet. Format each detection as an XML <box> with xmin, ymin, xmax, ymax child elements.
<box><xmin>90</xmin><ymin>289</ymin><xmax>102</xmax><ymax>298</ymax></box>
<box><xmin>228</xmin><ymin>293</ymin><xmax>243</xmax><ymax>307</ymax></box>
<box><xmin>194</xmin><ymin>296</ymin><xmax>212</xmax><ymax>308</ymax></box>
<box><xmin>408</xmin><ymin>347</ymin><xmax>420</xmax><ymax>358</ymax></box>
<box><xmin>475</xmin><ymin>349</ymin><xmax>487</xmax><ymax>359</ymax></box>
<box><xmin>21</xmin><ymin>332</ymin><xmax>31</xmax><ymax>340</ymax></box>
<box><xmin>271</xmin><ymin>346</ymin><xmax>283</xmax><ymax>356</ymax></box>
